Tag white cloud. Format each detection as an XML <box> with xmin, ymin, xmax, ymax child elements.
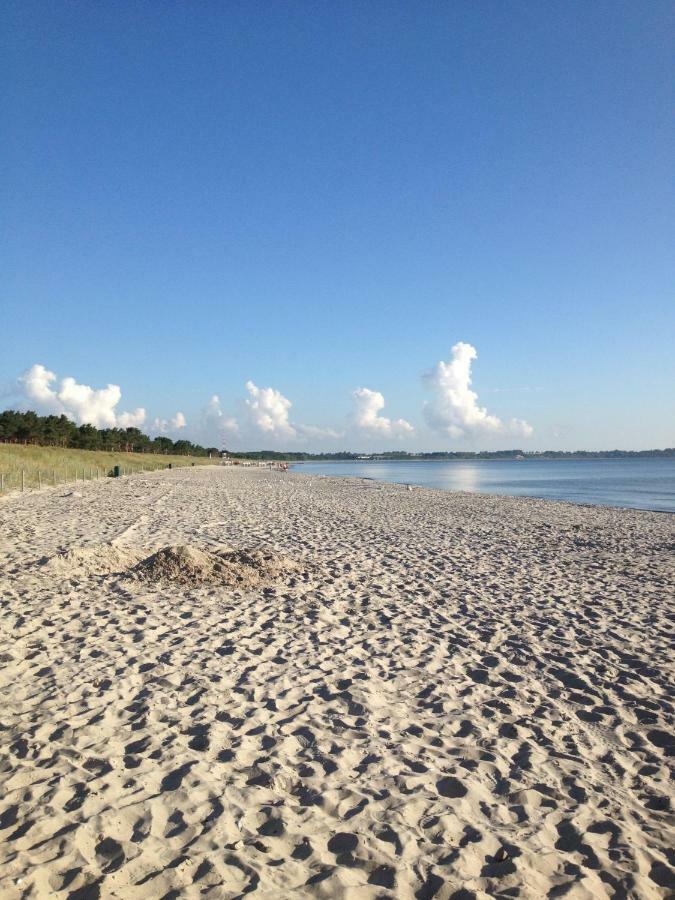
<box><xmin>18</xmin><ymin>364</ymin><xmax>61</xmax><ymax>410</ymax></box>
<box><xmin>198</xmin><ymin>383</ymin><xmax>342</xmax><ymax>447</ymax></box>
<box><xmin>118</xmin><ymin>408</ymin><xmax>149</xmax><ymax>429</ymax></box>
<box><xmin>352</xmin><ymin>387</ymin><xmax>413</xmax><ymax>437</ymax></box>
<box><xmin>18</xmin><ymin>363</ymin><xmax>146</xmax><ymax>429</ymax></box>
<box><xmin>244</xmin><ymin>380</ymin><xmax>297</xmax><ymax>439</ymax></box>
<box><xmin>200</xmin><ymin>394</ymin><xmax>240</xmax><ymax>444</ymax></box>
<box><xmin>423</xmin><ymin>342</ymin><xmax>533</xmax><ymax>439</ymax></box>
<box><xmin>15</xmin><ymin>353</ymin><xmax>534</xmax><ymax>450</ymax></box>
<box><xmin>152</xmin><ymin>411</ymin><xmax>187</xmax><ymax>434</ymax></box>
<box><xmin>297</xmin><ymin>423</ymin><xmax>344</xmax><ymax>441</ymax></box>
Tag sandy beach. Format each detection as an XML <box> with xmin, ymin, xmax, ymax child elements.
<box><xmin>1</xmin><ymin>464</ymin><xmax>673</xmax><ymax>899</ymax></box>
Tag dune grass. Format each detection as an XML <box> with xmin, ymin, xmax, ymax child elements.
<box><xmin>0</xmin><ymin>444</ymin><xmax>215</xmax><ymax>493</ymax></box>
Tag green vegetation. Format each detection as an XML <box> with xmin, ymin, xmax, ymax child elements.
<box><xmin>0</xmin><ymin>409</ymin><xmax>219</xmax><ymax>457</ymax></box>
<box><xmin>0</xmin><ymin>410</ymin><xmax>221</xmax><ymax>493</ymax></box>
<box><xmin>2</xmin><ymin>410</ymin><xmax>672</xmax><ymax>492</ymax></box>
<box><xmin>0</xmin><ymin>443</ymin><xmax>215</xmax><ymax>493</ymax></box>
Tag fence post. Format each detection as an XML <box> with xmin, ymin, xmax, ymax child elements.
<box><xmin>38</xmin><ymin>471</ymin><xmax>42</xmax><ymax>490</ymax></box>
<box><xmin>0</xmin><ymin>473</ymin><xmax>4</xmax><ymax>492</ymax></box>
<box><xmin>22</xmin><ymin>470</ymin><xmax>25</xmax><ymax>492</ymax></box>
<box><xmin>53</xmin><ymin>469</ymin><xmax>56</xmax><ymax>486</ymax></box>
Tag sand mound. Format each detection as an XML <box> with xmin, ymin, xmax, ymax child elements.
<box><xmin>131</xmin><ymin>544</ymin><xmax>300</xmax><ymax>587</ymax></box>
<box><xmin>43</xmin><ymin>543</ymin><xmax>142</xmax><ymax>577</ymax></box>
<box><xmin>44</xmin><ymin>542</ymin><xmax>300</xmax><ymax>588</ymax></box>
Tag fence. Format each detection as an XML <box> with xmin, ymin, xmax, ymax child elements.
<box><xmin>0</xmin><ymin>461</ymin><xmax>184</xmax><ymax>494</ymax></box>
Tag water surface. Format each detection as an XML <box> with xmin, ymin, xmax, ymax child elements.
<box><xmin>293</xmin><ymin>458</ymin><xmax>675</xmax><ymax>512</ymax></box>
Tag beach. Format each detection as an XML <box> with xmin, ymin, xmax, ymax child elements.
<box><xmin>1</xmin><ymin>464</ymin><xmax>673</xmax><ymax>898</ymax></box>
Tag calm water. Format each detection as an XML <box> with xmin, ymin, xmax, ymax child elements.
<box><xmin>293</xmin><ymin>458</ymin><xmax>675</xmax><ymax>512</ymax></box>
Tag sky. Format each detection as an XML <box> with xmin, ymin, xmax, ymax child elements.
<box><xmin>2</xmin><ymin>1</ymin><xmax>673</xmax><ymax>451</ymax></box>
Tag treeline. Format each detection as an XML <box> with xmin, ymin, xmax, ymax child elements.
<box><xmin>232</xmin><ymin>450</ymin><xmax>363</xmax><ymax>461</ymax></box>
<box><xmin>0</xmin><ymin>410</ymin><xmax>219</xmax><ymax>457</ymax></box>
<box><xmin>233</xmin><ymin>448</ymin><xmax>675</xmax><ymax>461</ymax></box>
<box><xmin>4</xmin><ymin>410</ymin><xmax>672</xmax><ymax>460</ymax></box>
<box><xmin>232</xmin><ymin>450</ymin><xmax>531</xmax><ymax>461</ymax></box>
<box><xmin>526</xmin><ymin>449</ymin><xmax>675</xmax><ymax>458</ymax></box>
<box><xmin>373</xmin><ymin>449</ymin><xmax>675</xmax><ymax>459</ymax></box>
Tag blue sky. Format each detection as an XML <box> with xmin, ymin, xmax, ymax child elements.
<box><xmin>3</xmin><ymin>1</ymin><xmax>673</xmax><ymax>450</ymax></box>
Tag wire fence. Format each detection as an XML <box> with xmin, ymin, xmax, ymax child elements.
<box><xmin>0</xmin><ymin>460</ymin><xmax>192</xmax><ymax>494</ymax></box>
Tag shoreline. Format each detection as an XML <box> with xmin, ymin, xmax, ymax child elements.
<box><xmin>290</xmin><ymin>462</ymin><xmax>675</xmax><ymax>515</ymax></box>
<box><xmin>294</xmin><ymin>468</ymin><xmax>675</xmax><ymax>514</ymax></box>
<box><xmin>1</xmin><ymin>465</ymin><xmax>673</xmax><ymax>898</ymax></box>
<box><xmin>4</xmin><ymin>461</ymin><xmax>673</xmax><ymax>516</ymax></box>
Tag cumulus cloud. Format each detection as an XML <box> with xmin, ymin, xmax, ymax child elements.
<box><xmin>200</xmin><ymin>395</ymin><xmax>240</xmax><ymax>443</ymax></box>
<box><xmin>423</xmin><ymin>342</ymin><xmax>533</xmax><ymax>439</ymax></box>
<box><xmin>152</xmin><ymin>411</ymin><xmax>187</xmax><ymax>434</ymax></box>
<box><xmin>198</xmin><ymin>383</ymin><xmax>343</xmax><ymax>447</ymax></box>
<box><xmin>351</xmin><ymin>387</ymin><xmax>413</xmax><ymax>437</ymax></box>
<box><xmin>19</xmin><ymin>364</ymin><xmax>60</xmax><ymax>410</ymax></box>
<box><xmin>244</xmin><ymin>381</ymin><xmax>297</xmax><ymax>439</ymax></box>
<box><xmin>117</xmin><ymin>408</ymin><xmax>149</xmax><ymax>428</ymax></box>
<box><xmin>18</xmin><ymin>364</ymin><xmax>146</xmax><ymax>429</ymax></box>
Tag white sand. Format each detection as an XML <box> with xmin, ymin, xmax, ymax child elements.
<box><xmin>0</xmin><ymin>465</ymin><xmax>673</xmax><ymax>899</ymax></box>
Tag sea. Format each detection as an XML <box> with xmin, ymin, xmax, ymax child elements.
<box><xmin>292</xmin><ymin>458</ymin><xmax>675</xmax><ymax>513</ymax></box>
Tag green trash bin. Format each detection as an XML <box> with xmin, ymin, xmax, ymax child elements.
<box><xmin>113</xmin><ymin>465</ymin><xmax>121</xmax><ymax>478</ymax></box>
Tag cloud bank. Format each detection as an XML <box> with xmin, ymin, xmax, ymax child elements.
<box><xmin>199</xmin><ymin>381</ymin><xmax>412</xmax><ymax>448</ymax></box>
<box><xmin>13</xmin><ymin>342</ymin><xmax>532</xmax><ymax>449</ymax></box>
<box><xmin>18</xmin><ymin>364</ymin><xmax>146</xmax><ymax>429</ymax></box>
<box><xmin>423</xmin><ymin>342</ymin><xmax>533</xmax><ymax>439</ymax></box>
<box><xmin>152</xmin><ymin>411</ymin><xmax>187</xmax><ymax>435</ymax></box>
